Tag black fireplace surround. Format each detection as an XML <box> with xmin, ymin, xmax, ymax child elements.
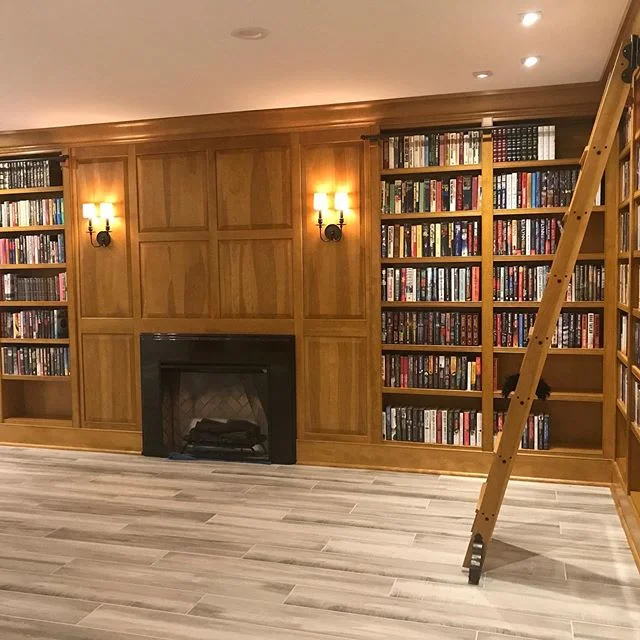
<box><xmin>140</xmin><ymin>333</ymin><xmax>296</xmax><ymax>463</ymax></box>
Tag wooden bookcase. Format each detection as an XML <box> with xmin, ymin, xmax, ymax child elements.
<box><xmin>615</xmin><ymin>72</ymin><xmax>640</xmax><ymax>549</ymax></box>
<box><xmin>377</xmin><ymin>117</ymin><xmax>614</xmax><ymax>476</ymax></box>
<box><xmin>0</xmin><ymin>156</ymin><xmax>74</xmax><ymax>428</ymax></box>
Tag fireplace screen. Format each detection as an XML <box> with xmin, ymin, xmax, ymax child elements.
<box><xmin>161</xmin><ymin>366</ymin><xmax>270</xmax><ymax>461</ymax></box>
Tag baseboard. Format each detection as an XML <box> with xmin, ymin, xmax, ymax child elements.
<box><xmin>0</xmin><ymin>422</ymin><xmax>141</xmax><ymax>453</ymax></box>
<box><xmin>611</xmin><ymin>482</ymin><xmax>640</xmax><ymax>573</ymax></box>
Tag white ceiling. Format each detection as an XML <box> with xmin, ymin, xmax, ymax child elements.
<box><xmin>0</xmin><ymin>0</ymin><xmax>629</xmax><ymax>132</ymax></box>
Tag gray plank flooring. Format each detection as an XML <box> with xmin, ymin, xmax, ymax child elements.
<box><xmin>0</xmin><ymin>446</ymin><xmax>636</xmax><ymax>639</ymax></box>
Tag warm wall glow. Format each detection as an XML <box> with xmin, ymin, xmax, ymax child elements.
<box><xmin>82</xmin><ymin>203</ymin><xmax>98</xmax><ymax>220</ymax></box>
<box><xmin>313</xmin><ymin>192</ymin><xmax>328</xmax><ymax>211</ymax></box>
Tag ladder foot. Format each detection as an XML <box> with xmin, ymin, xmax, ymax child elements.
<box><xmin>468</xmin><ymin>533</ymin><xmax>485</xmax><ymax>585</ymax></box>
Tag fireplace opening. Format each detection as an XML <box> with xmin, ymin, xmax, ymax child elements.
<box><xmin>140</xmin><ymin>334</ymin><xmax>296</xmax><ymax>464</ymax></box>
<box><xmin>161</xmin><ymin>365</ymin><xmax>270</xmax><ymax>462</ymax></box>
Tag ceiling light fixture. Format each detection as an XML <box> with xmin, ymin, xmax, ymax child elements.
<box><xmin>231</xmin><ymin>27</ymin><xmax>269</xmax><ymax>40</ymax></box>
<box><xmin>473</xmin><ymin>71</ymin><xmax>493</xmax><ymax>79</ymax></box>
<box><xmin>522</xmin><ymin>56</ymin><xmax>540</xmax><ymax>68</ymax></box>
<box><xmin>520</xmin><ymin>11</ymin><xmax>541</xmax><ymax>27</ymax></box>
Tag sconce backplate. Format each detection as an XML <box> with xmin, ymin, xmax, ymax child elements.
<box><xmin>323</xmin><ymin>224</ymin><xmax>343</xmax><ymax>242</ymax></box>
<box><xmin>96</xmin><ymin>230</ymin><xmax>112</xmax><ymax>247</ymax></box>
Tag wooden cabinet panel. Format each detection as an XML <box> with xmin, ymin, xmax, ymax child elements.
<box><xmin>140</xmin><ymin>241</ymin><xmax>210</xmax><ymax>317</ymax></box>
<box><xmin>302</xmin><ymin>143</ymin><xmax>365</xmax><ymax>319</ymax></box>
<box><xmin>216</xmin><ymin>147</ymin><xmax>291</xmax><ymax>230</ymax></box>
<box><xmin>76</xmin><ymin>158</ymin><xmax>132</xmax><ymax>318</ymax></box>
<box><xmin>302</xmin><ymin>336</ymin><xmax>368</xmax><ymax>436</ymax></box>
<box><xmin>137</xmin><ymin>152</ymin><xmax>208</xmax><ymax>231</ymax></box>
<box><xmin>219</xmin><ymin>239</ymin><xmax>293</xmax><ymax>318</ymax></box>
<box><xmin>81</xmin><ymin>333</ymin><xmax>136</xmax><ymax>426</ymax></box>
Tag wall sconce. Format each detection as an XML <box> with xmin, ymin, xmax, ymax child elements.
<box><xmin>82</xmin><ymin>202</ymin><xmax>113</xmax><ymax>248</ymax></box>
<box><xmin>314</xmin><ymin>191</ymin><xmax>348</xmax><ymax>242</ymax></box>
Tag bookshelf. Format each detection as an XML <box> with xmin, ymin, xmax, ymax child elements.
<box><xmin>0</xmin><ymin>156</ymin><xmax>73</xmax><ymax>424</ymax></box>
<box><xmin>378</xmin><ymin>120</ymin><xmax>611</xmax><ymax>460</ymax></box>
<box><xmin>615</xmin><ymin>78</ymin><xmax>640</xmax><ymax>540</ymax></box>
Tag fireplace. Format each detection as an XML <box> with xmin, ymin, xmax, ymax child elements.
<box><xmin>140</xmin><ymin>334</ymin><xmax>296</xmax><ymax>463</ymax></box>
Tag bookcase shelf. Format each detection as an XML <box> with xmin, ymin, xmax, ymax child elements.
<box><xmin>2</xmin><ymin>416</ymin><xmax>72</xmax><ymax>428</ymax></box>
<box><xmin>0</xmin><ymin>338</ymin><xmax>70</xmax><ymax>345</ymax></box>
<box><xmin>381</xmin><ymin>256</ymin><xmax>481</xmax><ymax>265</ymax></box>
<box><xmin>619</xmin><ymin>303</ymin><xmax>631</xmax><ymax>313</ymax></box>
<box><xmin>380</xmin><ymin>211</ymin><xmax>481</xmax><ymax>220</ymax></box>
<box><xmin>380</xmin><ymin>164</ymin><xmax>481</xmax><ymax>176</ymax></box>
<box><xmin>1</xmin><ymin>375</ymin><xmax>70</xmax><ymax>382</ymax></box>
<box><xmin>383</xmin><ymin>440</ymin><xmax>481</xmax><ymax>452</ymax></box>
<box><xmin>382</xmin><ymin>344</ymin><xmax>482</xmax><ymax>353</ymax></box>
<box><xmin>493</xmin><ymin>206</ymin><xmax>605</xmax><ymax>216</ymax></box>
<box><xmin>493</xmin><ymin>301</ymin><xmax>604</xmax><ymax>308</ymax></box>
<box><xmin>493</xmin><ymin>158</ymin><xmax>580</xmax><ymax>169</ymax></box>
<box><xmin>0</xmin><ymin>186</ymin><xmax>63</xmax><ymax>197</ymax></box>
<box><xmin>0</xmin><ymin>225</ymin><xmax>65</xmax><ymax>234</ymax></box>
<box><xmin>494</xmin><ymin>347</ymin><xmax>603</xmax><ymax>356</ymax></box>
<box><xmin>496</xmin><ymin>391</ymin><xmax>603</xmax><ymax>403</ymax></box>
<box><xmin>518</xmin><ymin>445</ymin><xmax>603</xmax><ymax>458</ymax></box>
<box><xmin>381</xmin><ymin>301</ymin><xmax>482</xmax><ymax>308</ymax></box>
<box><xmin>0</xmin><ymin>263</ymin><xmax>67</xmax><ymax>270</ymax></box>
<box><xmin>493</xmin><ymin>253</ymin><xmax>604</xmax><ymax>263</ymax></box>
<box><xmin>619</xmin><ymin>252</ymin><xmax>631</xmax><ymax>260</ymax></box>
<box><xmin>0</xmin><ymin>301</ymin><xmax>67</xmax><ymax>307</ymax></box>
<box><xmin>383</xmin><ymin>387</ymin><xmax>482</xmax><ymax>398</ymax></box>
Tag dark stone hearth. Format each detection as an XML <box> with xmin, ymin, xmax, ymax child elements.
<box><xmin>140</xmin><ymin>334</ymin><xmax>296</xmax><ymax>463</ymax></box>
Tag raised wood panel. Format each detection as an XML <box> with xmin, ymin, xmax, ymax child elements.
<box><xmin>81</xmin><ymin>334</ymin><xmax>136</xmax><ymax>426</ymax></box>
<box><xmin>216</xmin><ymin>147</ymin><xmax>291</xmax><ymax>230</ymax></box>
<box><xmin>75</xmin><ymin>158</ymin><xmax>132</xmax><ymax>318</ymax></box>
<box><xmin>303</xmin><ymin>336</ymin><xmax>368</xmax><ymax>437</ymax></box>
<box><xmin>140</xmin><ymin>241</ymin><xmax>210</xmax><ymax>318</ymax></box>
<box><xmin>137</xmin><ymin>151</ymin><xmax>208</xmax><ymax>231</ymax></box>
<box><xmin>219</xmin><ymin>239</ymin><xmax>293</xmax><ymax>318</ymax></box>
<box><xmin>302</xmin><ymin>142</ymin><xmax>365</xmax><ymax>319</ymax></box>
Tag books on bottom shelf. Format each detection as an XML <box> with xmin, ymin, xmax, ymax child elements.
<box><xmin>619</xmin><ymin>363</ymin><xmax>629</xmax><ymax>407</ymax></box>
<box><xmin>620</xmin><ymin>264</ymin><xmax>630</xmax><ymax>306</ymax></box>
<box><xmin>633</xmin><ymin>379</ymin><xmax>640</xmax><ymax>425</ymax></box>
<box><xmin>1</xmin><ymin>345</ymin><xmax>70</xmax><ymax>376</ymax></box>
<box><xmin>383</xmin><ymin>406</ymin><xmax>482</xmax><ymax>447</ymax></box>
<box><xmin>494</xmin><ymin>411</ymin><xmax>550</xmax><ymax>450</ymax></box>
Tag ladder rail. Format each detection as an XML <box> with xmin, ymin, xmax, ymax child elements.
<box><xmin>463</xmin><ymin>37</ymin><xmax>637</xmax><ymax>571</ymax></box>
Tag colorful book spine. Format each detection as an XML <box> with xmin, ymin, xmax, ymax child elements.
<box><xmin>0</xmin><ymin>198</ymin><xmax>64</xmax><ymax>227</ymax></box>
<box><xmin>1</xmin><ymin>345</ymin><xmax>70</xmax><ymax>376</ymax></box>
<box><xmin>381</xmin><ymin>353</ymin><xmax>482</xmax><ymax>390</ymax></box>
<box><xmin>0</xmin><ymin>273</ymin><xmax>67</xmax><ymax>302</ymax></box>
<box><xmin>383</xmin><ymin>131</ymin><xmax>481</xmax><ymax>169</ymax></box>
<box><xmin>0</xmin><ymin>309</ymin><xmax>68</xmax><ymax>339</ymax></box>
<box><xmin>493</xmin><ymin>411</ymin><xmax>550</xmax><ymax>450</ymax></box>
<box><xmin>381</xmin><ymin>220</ymin><xmax>480</xmax><ymax>258</ymax></box>
<box><xmin>380</xmin><ymin>176</ymin><xmax>481</xmax><ymax>213</ymax></box>
<box><xmin>493</xmin><ymin>218</ymin><xmax>559</xmax><ymax>255</ymax></box>
<box><xmin>493</xmin><ymin>168</ymin><xmax>577</xmax><ymax>209</ymax></box>
<box><xmin>382</xmin><ymin>311</ymin><xmax>480</xmax><ymax>346</ymax></box>
<box><xmin>0</xmin><ymin>233</ymin><xmax>65</xmax><ymax>265</ymax></box>
<box><xmin>382</xmin><ymin>266</ymin><xmax>481</xmax><ymax>302</ymax></box>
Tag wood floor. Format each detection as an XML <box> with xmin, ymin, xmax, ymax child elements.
<box><xmin>0</xmin><ymin>447</ymin><xmax>637</xmax><ymax>639</ymax></box>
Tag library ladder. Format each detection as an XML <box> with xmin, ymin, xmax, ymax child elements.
<box><xmin>464</xmin><ymin>31</ymin><xmax>640</xmax><ymax>585</ymax></box>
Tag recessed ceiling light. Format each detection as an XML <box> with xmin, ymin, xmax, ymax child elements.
<box><xmin>522</xmin><ymin>56</ymin><xmax>540</xmax><ymax>68</ymax></box>
<box><xmin>473</xmin><ymin>71</ymin><xmax>493</xmax><ymax>79</ymax></box>
<box><xmin>231</xmin><ymin>27</ymin><xmax>269</xmax><ymax>40</ymax></box>
<box><xmin>520</xmin><ymin>11</ymin><xmax>542</xmax><ymax>27</ymax></box>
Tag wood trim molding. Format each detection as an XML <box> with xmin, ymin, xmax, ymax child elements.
<box><xmin>0</xmin><ymin>83</ymin><xmax>602</xmax><ymax>153</ymax></box>
<box><xmin>601</xmin><ymin>0</ymin><xmax>640</xmax><ymax>87</ymax></box>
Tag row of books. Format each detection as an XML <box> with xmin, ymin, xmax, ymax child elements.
<box><xmin>382</xmin><ymin>266</ymin><xmax>481</xmax><ymax>302</ymax></box>
<box><xmin>382</xmin><ymin>132</ymin><xmax>482</xmax><ymax>169</ymax></box>
<box><xmin>382</xmin><ymin>354</ymin><xmax>482</xmax><ymax>390</ymax></box>
<box><xmin>0</xmin><ymin>273</ymin><xmax>67</xmax><ymax>302</ymax></box>
<box><xmin>634</xmin><ymin>322</ymin><xmax>640</xmax><ymax>365</ymax></box>
<box><xmin>382</xmin><ymin>311</ymin><xmax>480</xmax><ymax>346</ymax></box>
<box><xmin>0</xmin><ymin>309</ymin><xmax>68</xmax><ymax>340</ymax></box>
<box><xmin>381</xmin><ymin>220</ymin><xmax>480</xmax><ymax>258</ymax></box>
<box><xmin>619</xmin><ymin>363</ymin><xmax>628</xmax><ymax>406</ymax></box>
<box><xmin>620</xmin><ymin>209</ymin><xmax>630</xmax><ymax>253</ymax></box>
<box><xmin>620</xmin><ymin>314</ymin><xmax>628</xmax><ymax>355</ymax></box>
<box><xmin>382</xmin><ymin>406</ymin><xmax>482</xmax><ymax>446</ymax></box>
<box><xmin>619</xmin><ymin>264</ymin><xmax>629</xmax><ymax>306</ymax></box>
<box><xmin>380</xmin><ymin>176</ymin><xmax>481</xmax><ymax>213</ymax></box>
<box><xmin>494</xmin><ymin>311</ymin><xmax>602</xmax><ymax>349</ymax></box>
<box><xmin>493</xmin><ymin>218</ymin><xmax>560</xmax><ymax>256</ymax></box>
<box><xmin>1</xmin><ymin>346</ymin><xmax>70</xmax><ymax>377</ymax></box>
<box><xmin>621</xmin><ymin>159</ymin><xmax>631</xmax><ymax>201</ymax></box>
<box><xmin>0</xmin><ymin>234</ymin><xmax>65</xmax><ymax>265</ymax></box>
<box><xmin>620</xmin><ymin>107</ymin><xmax>632</xmax><ymax>148</ymax></box>
<box><xmin>494</xmin><ymin>264</ymin><xmax>605</xmax><ymax>302</ymax></box>
<box><xmin>0</xmin><ymin>160</ymin><xmax>62</xmax><ymax>191</ymax></box>
<box><xmin>0</xmin><ymin>198</ymin><xmax>64</xmax><ymax>228</ymax></box>
<box><xmin>493</xmin><ymin>411</ymin><xmax>550</xmax><ymax>450</ymax></box>
<box><xmin>493</xmin><ymin>169</ymin><xmax>579</xmax><ymax>209</ymax></box>
<box><xmin>492</xmin><ymin>126</ymin><xmax>556</xmax><ymax>162</ymax></box>
<box><xmin>633</xmin><ymin>379</ymin><xmax>640</xmax><ymax>425</ymax></box>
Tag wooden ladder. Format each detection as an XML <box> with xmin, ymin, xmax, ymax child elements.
<box><xmin>464</xmin><ymin>31</ymin><xmax>640</xmax><ymax>585</ymax></box>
